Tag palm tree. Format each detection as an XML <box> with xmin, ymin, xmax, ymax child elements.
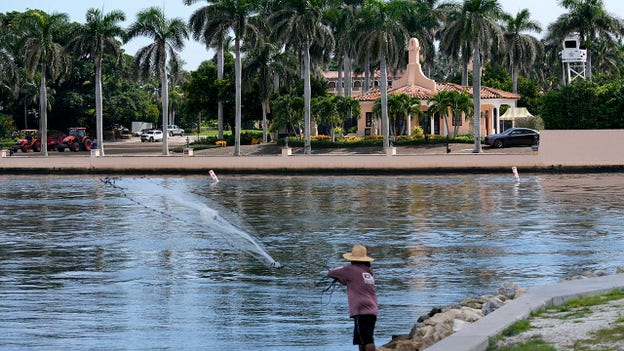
<box><xmin>18</xmin><ymin>10</ymin><xmax>71</xmax><ymax>156</ymax></box>
<box><xmin>68</xmin><ymin>8</ymin><xmax>126</xmax><ymax>156</ymax></box>
<box><xmin>333</xmin><ymin>94</ymin><xmax>360</xmax><ymax>135</ymax></box>
<box><xmin>185</xmin><ymin>0</ymin><xmax>259</xmax><ymax>156</ymax></box>
<box><xmin>311</xmin><ymin>96</ymin><xmax>339</xmax><ymax>140</ymax></box>
<box><xmin>244</xmin><ymin>39</ymin><xmax>295</xmax><ymax>143</ymax></box>
<box><xmin>0</xmin><ymin>26</ymin><xmax>17</xmax><ymax>98</ymax></box>
<box><xmin>374</xmin><ymin>93</ymin><xmax>421</xmax><ymax>137</ymax></box>
<box><xmin>354</xmin><ymin>0</ymin><xmax>411</xmax><ymax>149</ymax></box>
<box><xmin>271</xmin><ymin>0</ymin><xmax>335</xmax><ymax>155</ymax></box>
<box><xmin>501</xmin><ymin>9</ymin><xmax>542</xmax><ymax>93</ymax></box>
<box><xmin>326</xmin><ymin>1</ymin><xmax>363</xmax><ymax>97</ymax></box>
<box><xmin>126</xmin><ymin>7</ymin><xmax>188</xmax><ymax>156</ymax></box>
<box><xmin>428</xmin><ymin>90</ymin><xmax>453</xmax><ymax>137</ymax></box>
<box><xmin>439</xmin><ymin>2</ymin><xmax>471</xmax><ymax>86</ymax></box>
<box><xmin>186</xmin><ymin>1</ymin><xmax>234</xmax><ymax>140</ymax></box>
<box><xmin>403</xmin><ymin>0</ymin><xmax>452</xmax><ymax>73</ymax></box>
<box><xmin>444</xmin><ymin>0</ymin><xmax>504</xmax><ymax>153</ymax></box>
<box><xmin>547</xmin><ymin>0</ymin><xmax>624</xmax><ymax>80</ymax></box>
<box><xmin>449</xmin><ymin>89</ymin><xmax>474</xmax><ymax>137</ymax></box>
<box><xmin>270</xmin><ymin>94</ymin><xmax>304</xmax><ymax>136</ymax></box>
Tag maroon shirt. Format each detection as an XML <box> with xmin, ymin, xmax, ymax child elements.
<box><xmin>328</xmin><ymin>263</ymin><xmax>378</xmax><ymax>317</ymax></box>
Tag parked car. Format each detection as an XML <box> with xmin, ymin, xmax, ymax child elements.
<box><xmin>140</xmin><ymin>129</ymin><xmax>163</xmax><ymax>142</ymax></box>
<box><xmin>166</xmin><ymin>125</ymin><xmax>184</xmax><ymax>136</ymax></box>
<box><xmin>483</xmin><ymin>128</ymin><xmax>539</xmax><ymax>148</ymax></box>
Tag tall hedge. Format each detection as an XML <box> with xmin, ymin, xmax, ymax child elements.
<box><xmin>541</xmin><ymin>79</ymin><xmax>624</xmax><ymax>129</ymax></box>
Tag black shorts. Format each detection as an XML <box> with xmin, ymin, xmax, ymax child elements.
<box><xmin>352</xmin><ymin>314</ymin><xmax>376</xmax><ymax>345</ymax></box>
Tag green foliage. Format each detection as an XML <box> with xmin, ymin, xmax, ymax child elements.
<box><xmin>502</xmin><ymin>320</ymin><xmax>532</xmax><ymax>337</ymax></box>
<box><xmin>540</xmin><ymin>79</ymin><xmax>624</xmax><ymax>129</ymax></box>
<box><xmin>0</xmin><ymin>113</ymin><xmax>16</xmax><ymax>138</ymax></box>
<box><xmin>194</xmin><ymin>131</ymin><xmax>263</xmax><ymax>146</ymax></box>
<box><xmin>514</xmin><ymin>116</ymin><xmax>544</xmax><ymax>130</ymax></box>
<box><xmin>372</xmin><ymin>93</ymin><xmax>421</xmax><ymax>136</ymax></box>
<box><xmin>483</xmin><ymin>63</ymin><xmax>513</xmax><ymax>91</ymax></box>
<box><xmin>412</xmin><ymin>126</ymin><xmax>424</xmax><ymax>138</ymax></box>
<box><xmin>269</xmin><ymin>94</ymin><xmax>304</xmax><ymax>135</ymax></box>
<box><xmin>277</xmin><ymin>135</ymin><xmax>473</xmax><ymax>148</ymax></box>
<box><xmin>516</xmin><ymin>76</ymin><xmax>542</xmax><ymax>115</ymax></box>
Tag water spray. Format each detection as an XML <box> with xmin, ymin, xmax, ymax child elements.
<box><xmin>100</xmin><ymin>176</ymin><xmax>282</xmax><ymax>269</ymax></box>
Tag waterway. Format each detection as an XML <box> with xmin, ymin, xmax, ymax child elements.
<box><xmin>1</xmin><ymin>173</ymin><xmax>623</xmax><ymax>350</ymax></box>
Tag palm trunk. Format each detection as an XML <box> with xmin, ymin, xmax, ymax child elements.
<box><xmin>262</xmin><ymin>99</ymin><xmax>268</xmax><ymax>143</ymax></box>
<box><xmin>364</xmin><ymin>53</ymin><xmax>370</xmax><ymax>94</ymax></box>
<box><xmin>344</xmin><ymin>50</ymin><xmax>352</xmax><ymax>97</ymax></box>
<box><xmin>511</xmin><ymin>62</ymin><xmax>519</xmax><ymax>94</ymax></box>
<box><xmin>337</xmin><ymin>54</ymin><xmax>343</xmax><ymax>96</ymax></box>
<box><xmin>586</xmin><ymin>49</ymin><xmax>592</xmax><ymax>80</ymax></box>
<box><xmin>217</xmin><ymin>43</ymin><xmax>224</xmax><ymax>139</ymax></box>
<box><xmin>462</xmin><ymin>55</ymin><xmax>469</xmax><ymax>86</ymax></box>
<box><xmin>161</xmin><ymin>63</ymin><xmax>169</xmax><ymax>156</ymax></box>
<box><xmin>303</xmin><ymin>42</ymin><xmax>312</xmax><ymax>155</ymax></box>
<box><xmin>380</xmin><ymin>52</ymin><xmax>389</xmax><ymax>149</ymax></box>
<box><xmin>95</xmin><ymin>58</ymin><xmax>104</xmax><ymax>156</ymax></box>
<box><xmin>234</xmin><ymin>38</ymin><xmax>242</xmax><ymax>156</ymax></box>
<box><xmin>40</xmin><ymin>64</ymin><xmax>48</xmax><ymax>157</ymax></box>
<box><xmin>472</xmin><ymin>40</ymin><xmax>482</xmax><ymax>153</ymax></box>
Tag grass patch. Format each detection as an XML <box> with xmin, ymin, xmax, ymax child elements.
<box><xmin>573</xmin><ymin>324</ymin><xmax>624</xmax><ymax>350</ymax></box>
<box><xmin>487</xmin><ymin>338</ymin><xmax>557</xmax><ymax>351</ymax></box>
<box><xmin>563</xmin><ymin>289</ymin><xmax>624</xmax><ymax>309</ymax></box>
<box><xmin>541</xmin><ymin>289</ymin><xmax>624</xmax><ymax>320</ymax></box>
<box><xmin>502</xmin><ymin>320</ymin><xmax>532</xmax><ymax>337</ymax></box>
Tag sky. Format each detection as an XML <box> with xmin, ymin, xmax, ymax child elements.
<box><xmin>2</xmin><ymin>0</ymin><xmax>624</xmax><ymax>71</ymax></box>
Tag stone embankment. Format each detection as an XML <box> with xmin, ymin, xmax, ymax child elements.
<box><xmin>379</xmin><ymin>269</ymin><xmax>622</xmax><ymax>351</ymax></box>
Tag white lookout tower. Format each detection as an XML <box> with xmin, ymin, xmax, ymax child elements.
<box><xmin>560</xmin><ymin>33</ymin><xmax>587</xmax><ymax>84</ymax></box>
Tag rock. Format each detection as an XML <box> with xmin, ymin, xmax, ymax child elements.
<box><xmin>395</xmin><ymin>339</ymin><xmax>423</xmax><ymax>351</ymax></box>
<box><xmin>423</xmin><ymin>309</ymin><xmax>458</xmax><ymax>326</ymax></box>
<box><xmin>429</xmin><ymin>320</ymin><xmax>454</xmax><ymax>347</ymax></box>
<box><xmin>417</xmin><ymin>307</ymin><xmax>442</xmax><ymax>322</ymax></box>
<box><xmin>379</xmin><ymin>334</ymin><xmax>410</xmax><ymax>350</ymax></box>
<box><xmin>616</xmin><ymin>266</ymin><xmax>624</xmax><ymax>274</ymax></box>
<box><xmin>461</xmin><ymin>297</ymin><xmax>485</xmax><ymax>309</ymax></box>
<box><xmin>482</xmin><ymin>296</ymin><xmax>504</xmax><ymax>315</ymax></box>
<box><xmin>498</xmin><ymin>281</ymin><xmax>520</xmax><ymax>299</ymax></box>
<box><xmin>456</xmin><ymin>306</ymin><xmax>483</xmax><ymax>322</ymax></box>
<box><xmin>453</xmin><ymin>318</ymin><xmax>469</xmax><ymax>332</ymax></box>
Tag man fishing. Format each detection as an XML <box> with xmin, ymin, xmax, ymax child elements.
<box><xmin>328</xmin><ymin>244</ymin><xmax>378</xmax><ymax>351</ymax></box>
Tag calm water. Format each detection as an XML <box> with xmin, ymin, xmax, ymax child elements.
<box><xmin>1</xmin><ymin>173</ymin><xmax>624</xmax><ymax>350</ymax></box>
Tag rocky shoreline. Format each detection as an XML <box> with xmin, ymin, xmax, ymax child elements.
<box><xmin>379</xmin><ymin>269</ymin><xmax>623</xmax><ymax>351</ymax></box>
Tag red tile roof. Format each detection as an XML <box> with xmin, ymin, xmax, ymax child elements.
<box><xmin>357</xmin><ymin>82</ymin><xmax>520</xmax><ymax>101</ymax></box>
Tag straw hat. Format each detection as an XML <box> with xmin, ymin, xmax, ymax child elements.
<box><xmin>342</xmin><ymin>245</ymin><xmax>374</xmax><ymax>262</ymax></box>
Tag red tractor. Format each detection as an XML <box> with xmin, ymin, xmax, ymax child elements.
<box><xmin>12</xmin><ymin>129</ymin><xmax>65</xmax><ymax>153</ymax></box>
<box><xmin>12</xmin><ymin>129</ymin><xmax>39</xmax><ymax>153</ymax></box>
<box><xmin>57</xmin><ymin>127</ymin><xmax>93</xmax><ymax>152</ymax></box>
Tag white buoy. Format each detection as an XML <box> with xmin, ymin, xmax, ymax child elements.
<box><xmin>512</xmin><ymin>166</ymin><xmax>520</xmax><ymax>182</ymax></box>
<box><xmin>209</xmin><ymin>169</ymin><xmax>219</xmax><ymax>183</ymax></box>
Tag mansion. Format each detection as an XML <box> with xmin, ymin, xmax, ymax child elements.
<box><xmin>323</xmin><ymin>38</ymin><xmax>520</xmax><ymax>138</ymax></box>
